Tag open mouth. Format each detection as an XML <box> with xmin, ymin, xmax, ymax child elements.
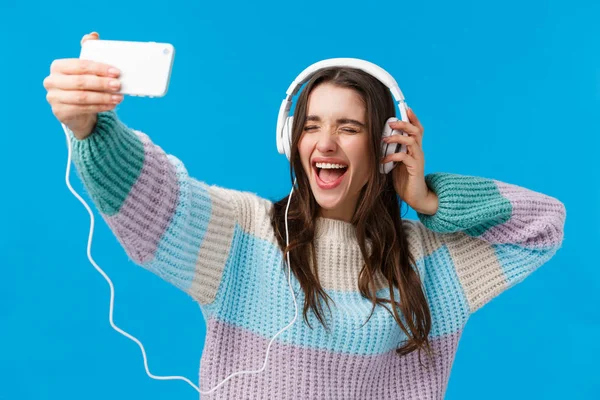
<box><xmin>312</xmin><ymin>161</ymin><xmax>349</xmax><ymax>189</ymax></box>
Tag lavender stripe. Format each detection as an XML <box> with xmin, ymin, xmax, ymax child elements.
<box><xmin>199</xmin><ymin>319</ymin><xmax>461</xmax><ymax>400</ymax></box>
<box><xmin>105</xmin><ymin>132</ymin><xmax>179</xmax><ymax>264</ymax></box>
<box><xmin>480</xmin><ymin>181</ymin><xmax>565</xmax><ymax>248</ymax></box>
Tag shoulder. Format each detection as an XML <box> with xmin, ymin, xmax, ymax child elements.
<box><xmin>401</xmin><ymin>219</ymin><xmax>444</xmax><ymax>257</ymax></box>
<box><xmin>209</xmin><ymin>185</ymin><xmax>278</xmax><ymax>246</ymax></box>
<box><xmin>400</xmin><ymin>219</ymin><xmax>446</xmax><ymax>279</ymax></box>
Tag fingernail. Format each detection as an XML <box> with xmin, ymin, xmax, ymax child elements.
<box><xmin>109</xmin><ymin>80</ymin><xmax>120</xmax><ymax>89</ymax></box>
<box><xmin>112</xmin><ymin>95</ymin><xmax>123</xmax><ymax>103</ymax></box>
<box><xmin>108</xmin><ymin>68</ymin><xmax>120</xmax><ymax>77</ymax></box>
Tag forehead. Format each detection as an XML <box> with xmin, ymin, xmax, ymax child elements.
<box><xmin>306</xmin><ymin>83</ymin><xmax>365</xmax><ymax>120</ymax></box>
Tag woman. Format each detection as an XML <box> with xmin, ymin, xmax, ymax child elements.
<box><xmin>43</xmin><ymin>32</ymin><xmax>566</xmax><ymax>399</ymax></box>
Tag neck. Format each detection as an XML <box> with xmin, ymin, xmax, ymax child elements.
<box><xmin>314</xmin><ymin>216</ymin><xmax>357</xmax><ymax>240</ymax></box>
<box><xmin>317</xmin><ymin>205</ymin><xmax>355</xmax><ymax>223</ymax></box>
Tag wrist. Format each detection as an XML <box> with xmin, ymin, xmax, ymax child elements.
<box><xmin>69</xmin><ymin>114</ymin><xmax>98</xmax><ymax>140</ymax></box>
<box><xmin>415</xmin><ymin>190</ymin><xmax>439</xmax><ymax>216</ymax></box>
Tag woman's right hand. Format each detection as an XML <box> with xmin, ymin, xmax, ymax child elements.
<box><xmin>43</xmin><ymin>32</ymin><xmax>123</xmax><ymax>140</ymax></box>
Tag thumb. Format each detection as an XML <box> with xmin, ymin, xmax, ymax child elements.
<box><xmin>80</xmin><ymin>31</ymin><xmax>99</xmax><ymax>46</ymax></box>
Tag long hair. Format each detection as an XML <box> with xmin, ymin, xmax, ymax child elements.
<box><xmin>269</xmin><ymin>67</ymin><xmax>432</xmax><ymax>358</ymax></box>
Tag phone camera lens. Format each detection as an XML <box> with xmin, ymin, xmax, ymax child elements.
<box><xmin>163</xmin><ymin>48</ymin><xmax>170</xmax><ymax>55</ymax></box>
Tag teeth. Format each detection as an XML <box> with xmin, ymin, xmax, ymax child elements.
<box><xmin>315</xmin><ymin>162</ymin><xmax>347</xmax><ymax>169</ymax></box>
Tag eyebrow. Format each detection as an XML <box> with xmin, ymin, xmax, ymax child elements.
<box><xmin>306</xmin><ymin>115</ymin><xmax>366</xmax><ymax>128</ymax></box>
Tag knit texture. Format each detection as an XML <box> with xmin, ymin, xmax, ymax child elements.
<box><xmin>66</xmin><ymin>111</ymin><xmax>566</xmax><ymax>399</ymax></box>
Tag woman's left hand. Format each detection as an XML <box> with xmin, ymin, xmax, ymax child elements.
<box><xmin>380</xmin><ymin>107</ymin><xmax>438</xmax><ymax>215</ymax></box>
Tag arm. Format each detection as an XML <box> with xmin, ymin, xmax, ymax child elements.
<box><xmin>66</xmin><ymin>110</ymin><xmax>246</xmax><ymax>307</ymax></box>
<box><xmin>414</xmin><ymin>172</ymin><xmax>566</xmax><ymax>313</ymax></box>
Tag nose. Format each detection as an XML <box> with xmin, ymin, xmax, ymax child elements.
<box><xmin>315</xmin><ymin>129</ymin><xmax>338</xmax><ymax>154</ymax></box>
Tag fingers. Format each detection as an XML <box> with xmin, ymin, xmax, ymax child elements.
<box><xmin>382</xmin><ymin>133</ymin><xmax>424</xmax><ymax>161</ymax></box>
<box><xmin>407</xmin><ymin>107</ymin><xmax>424</xmax><ymax>132</ymax></box>
<box><xmin>43</xmin><ymin>73</ymin><xmax>121</xmax><ymax>92</ymax></box>
<box><xmin>46</xmin><ymin>89</ymin><xmax>123</xmax><ymax>106</ymax></box>
<box><xmin>42</xmin><ymin>31</ymin><xmax>120</xmax><ymax>134</ymax></box>
<box><xmin>50</xmin><ymin>58</ymin><xmax>120</xmax><ymax>78</ymax></box>
<box><xmin>76</xmin><ymin>32</ymin><xmax>120</xmax><ymax>78</ymax></box>
<box><xmin>51</xmin><ymin>103</ymin><xmax>117</xmax><ymax>120</ymax></box>
<box><xmin>389</xmin><ymin>119</ymin><xmax>420</xmax><ymax>135</ymax></box>
<box><xmin>380</xmin><ymin>151</ymin><xmax>418</xmax><ymax>168</ymax></box>
<box><xmin>81</xmin><ymin>31</ymin><xmax>99</xmax><ymax>46</ymax></box>
<box><xmin>45</xmin><ymin>31</ymin><xmax>120</xmax><ymax>93</ymax></box>
<box><xmin>382</xmin><ymin>133</ymin><xmax>420</xmax><ymax>151</ymax></box>
<box><xmin>389</xmin><ymin>108</ymin><xmax>424</xmax><ymax>146</ymax></box>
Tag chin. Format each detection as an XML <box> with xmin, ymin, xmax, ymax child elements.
<box><xmin>314</xmin><ymin>195</ymin><xmax>343</xmax><ymax>211</ymax></box>
<box><xmin>310</xmin><ymin>179</ymin><xmax>350</xmax><ymax>214</ymax></box>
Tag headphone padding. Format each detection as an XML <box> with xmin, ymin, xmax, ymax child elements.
<box><xmin>379</xmin><ymin>117</ymin><xmax>408</xmax><ymax>174</ymax></box>
<box><xmin>283</xmin><ymin>116</ymin><xmax>293</xmax><ymax>160</ymax></box>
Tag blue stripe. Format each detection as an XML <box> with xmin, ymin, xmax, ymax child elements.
<box><xmin>493</xmin><ymin>242</ymin><xmax>558</xmax><ymax>288</ymax></box>
<box><xmin>141</xmin><ymin>156</ymin><xmax>212</xmax><ymax>291</ymax></box>
<box><xmin>204</xmin><ymin>226</ymin><xmax>470</xmax><ymax>356</ymax></box>
<box><xmin>422</xmin><ymin>245</ymin><xmax>470</xmax><ymax>335</ymax></box>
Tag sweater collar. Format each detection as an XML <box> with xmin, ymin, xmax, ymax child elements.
<box><xmin>314</xmin><ymin>217</ymin><xmax>357</xmax><ymax>241</ymax></box>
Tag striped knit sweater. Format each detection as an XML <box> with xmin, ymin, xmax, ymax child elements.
<box><xmin>66</xmin><ymin>111</ymin><xmax>566</xmax><ymax>400</ymax></box>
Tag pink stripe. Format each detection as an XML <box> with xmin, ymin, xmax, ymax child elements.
<box><xmin>479</xmin><ymin>181</ymin><xmax>565</xmax><ymax>248</ymax></box>
<box><xmin>199</xmin><ymin>319</ymin><xmax>461</xmax><ymax>399</ymax></box>
<box><xmin>105</xmin><ymin>132</ymin><xmax>179</xmax><ymax>263</ymax></box>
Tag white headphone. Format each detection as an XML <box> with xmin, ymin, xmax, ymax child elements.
<box><xmin>276</xmin><ymin>58</ymin><xmax>410</xmax><ymax>174</ymax></box>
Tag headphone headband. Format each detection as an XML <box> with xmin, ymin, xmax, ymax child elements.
<box><xmin>285</xmin><ymin>58</ymin><xmax>405</xmax><ymax>101</ymax></box>
<box><xmin>276</xmin><ymin>58</ymin><xmax>408</xmax><ymax>159</ymax></box>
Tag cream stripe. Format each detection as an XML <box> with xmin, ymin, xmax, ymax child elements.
<box><xmin>442</xmin><ymin>232</ymin><xmax>508</xmax><ymax>312</ymax></box>
<box><xmin>232</xmin><ymin>190</ymin><xmax>278</xmax><ymax>246</ymax></box>
<box><xmin>190</xmin><ymin>185</ymin><xmax>238</xmax><ymax>305</ymax></box>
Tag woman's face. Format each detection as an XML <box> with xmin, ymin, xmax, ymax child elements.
<box><xmin>298</xmin><ymin>82</ymin><xmax>372</xmax><ymax>222</ymax></box>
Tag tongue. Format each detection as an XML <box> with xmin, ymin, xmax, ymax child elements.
<box><xmin>319</xmin><ymin>168</ymin><xmax>346</xmax><ymax>183</ymax></box>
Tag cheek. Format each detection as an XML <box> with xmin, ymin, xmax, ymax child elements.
<box><xmin>353</xmin><ymin>163</ymin><xmax>372</xmax><ymax>185</ymax></box>
<box><xmin>298</xmin><ymin>137</ymin><xmax>312</xmax><ymax>173</ymax></box>
<box><xmin>346</xmin><ymin>139</ymin><xmax>373</xmax><ymax>177</ymax></box>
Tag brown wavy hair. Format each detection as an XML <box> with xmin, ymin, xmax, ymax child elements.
<box><xmin>269</xmin><ymin>66</ymin><xmax>432</xmax><ymax>358</ymax></box>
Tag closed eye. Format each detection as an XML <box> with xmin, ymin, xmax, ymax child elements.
<box><xmin>303</xmin><ymin>126</ymin><xmax>359</xmax><ymax>133</ymax></box>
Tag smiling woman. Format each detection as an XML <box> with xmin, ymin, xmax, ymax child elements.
<box><xmin>272</xmin><ymin>67</ymin><xmax>433</xmax><ymax>359</ymax></box>
<box><xmin>45</xmin><ymin>35</ymin><xmax>566</xmax><ymax>399</ymax></box>
<box><xmin>268</xmin><ymin>65</ymin><xmax>565</xmax><ymax>398</ymax></box>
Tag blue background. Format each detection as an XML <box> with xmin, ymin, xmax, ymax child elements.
<box><xmin>1</xmin><ymin>0</ymin><xmax>598</xmax><ymax>399</ymax></box>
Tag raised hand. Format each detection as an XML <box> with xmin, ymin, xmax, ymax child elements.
<box><xmin>380</xmin><ymin>107</ymin><xmax>438</xmax><ymax>215</ymax></box>
<box><xmin>43</xmin><ymin>32</ymin><xmax>123</xmax><ymax>139</ymax></box>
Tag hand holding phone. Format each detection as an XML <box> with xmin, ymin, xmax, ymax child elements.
<box><xmin>43</xmin><ymin>33</ymin><xmax>125</xmax><ymax>139</ymax></box>
<box><xmin>43</xmin><ymin>32</ymin><xmax>175</xmax><ymax>139</ymax></box>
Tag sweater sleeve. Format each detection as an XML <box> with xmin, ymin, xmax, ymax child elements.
<box><xmin>414</xmin><ymin>172</ymin><xmax>566</xmax><ymax>314</ymax></box>
<box><xmin>66</xmin><ymin>110</ymin><xmax>247</xmax><ymax>307</ymax></box>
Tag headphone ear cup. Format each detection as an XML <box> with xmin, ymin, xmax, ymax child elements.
<box><xmin>282</xmin><ymin>116</ymin><xmax>294</xmax><ymax>160</ymax></box>
<box><xmin>379</xmin><ymin>117</ymin><xmax>408</xmax><ymax>174</ymax></box>
<box><xmin>276</xmin><ymin>123</ymin><xmax>285</xmax><ymax>155</ymax></box>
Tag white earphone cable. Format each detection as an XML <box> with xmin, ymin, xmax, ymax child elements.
<box><xmin>61</xmin><ymin>122</ymin><xmax>298</xmax><ymax>395</ymax></box>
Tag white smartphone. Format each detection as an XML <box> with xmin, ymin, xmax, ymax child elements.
<box><xmin>79</xmin><ymin>39</ymin><xmax>175</xmax><ymax>98</ymax></box>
